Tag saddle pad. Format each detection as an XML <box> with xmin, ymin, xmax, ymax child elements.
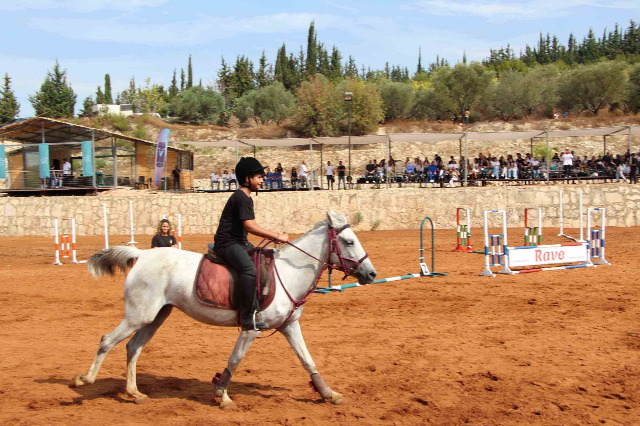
<box><xmin>194</xmin><ymin>253</ymin><xmax>278</xmax><ymax>311</ymax></box>
<box><xmin>194</xmin><ymin>256</ymin><xmax>235</xmax><ymax>309</ymax></box>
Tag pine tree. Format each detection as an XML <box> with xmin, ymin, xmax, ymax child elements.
<box><xmin>217</xmin><ymin>56</ymin><xmax>232</xmax><ymax>99</ymax></box>
<box><xmin>79</xmin><ymin>95</ymin><xmax>95</xmax><ymax>117</ymax></box>
<box><xmin>317</xmin><ymin>43</ymin><xmax>330</xmax><ymax>77</ymax></box>
<box><xmin>187</xmin><ymin>54</ymin><xmax>193</xmax><ymax>88</ymax></box>
<box><xmin>306</xmin><ymin>20</ymin><xmax>318</xmax><ymax>77</ymax></box>
<box><xmin>29</xmin><ymin>61</ymin><xmax>77</xmax><ymax>118</ymax></box>
<box><xmin>231</xmin><ymin>55</ymin><xmax>255</xmax><ymax>99</ymax></box>
<box><xmin>329</xmin><ymin>46</ymin><xmax>342</xmax><ymax>80</ymax></box>
<box><xmin>256</xmin><ymin>51</ymin><xmax>271</xmax><ymax>88</ymax></box>
<box><xmin>169</xmin><ymin>69</ymin><xmax>179</xmax><ymax>98</ymax></box>
<box><xmin>345</xmin><ymin>56</ymin><xmax>358</xmax><ymax>78</ymax></box>
<box><xmin>104</xmin><ymin>74</ymin><xmax>113</xmax><ymax>104</ymax></box>
<box><xmin>96</xmin><ymin>86</ymin><xmax>105</xmax><ymax>104</ymax></box>
<box><xmin>0</xmin><ymin>73</ymin><xmax>20</xmax><ymax>124</ymax></box>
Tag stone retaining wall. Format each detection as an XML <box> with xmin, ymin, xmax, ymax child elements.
<box><xmin>1</xmin><ymin>184</ymin><xmax>639</xmax><ymax>237</ymax></box>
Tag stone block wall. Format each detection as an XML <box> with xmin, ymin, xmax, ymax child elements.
<box><xmin>1</xmin><ymin>184</ymin><xmax>639</xmax><ymax>237</ymax></box>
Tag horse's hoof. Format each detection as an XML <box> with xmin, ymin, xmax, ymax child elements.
<box><xmin>330</xmin><ymin>392</ymin><xmax>345</xmax><ymax>405</ymax></box>
<box><xmin>134</xmin><ymin>395</ymin><xmax>149</xmax><ymax>404</ymax></box>
<box><xmin>69</xmin><ymin>375</ymin><xmax>88</xmax><ymax>388</ymax></box>
<box><xmin>219</xmin><ymin>399</ymin><xmax>237</xmax><ymax>410</ymax></box>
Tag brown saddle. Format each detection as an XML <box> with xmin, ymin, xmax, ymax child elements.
<box><xmin>194</xmin><ymin>248</ymin><xmax>277</xmax><ymax>311</ymax></box>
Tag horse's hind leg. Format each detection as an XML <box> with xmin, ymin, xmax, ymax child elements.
<box><xmin>279</xmin><ymin>319</ymin><xmax>344</xmax><ymax>404</ymax></box>
<box><xmin>214</xmin><ymin>330</ymin><xmax>259</xmax><ymax>410</ymax></box>
<box><xmin>125</xmin><ymin>305</ymin><xmax>173</xmax><ymax>403</ymax></box>
<box><xmin>70</xmin><ymin>318</ymin><xmax>137</xmax><ymax>388</ymax></box>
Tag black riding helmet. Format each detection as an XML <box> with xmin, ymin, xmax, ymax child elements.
<box><xmin>235</xmin><ymin>157</ymin><xmax>267</xmax><ymax>188</ymax></box>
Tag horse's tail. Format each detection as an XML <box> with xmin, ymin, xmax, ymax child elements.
<box><xmin>88</xmin><ymin>245</ymin><xmax>143</xmax><ymax>278</ymax></box>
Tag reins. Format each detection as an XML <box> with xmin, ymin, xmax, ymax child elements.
<box><xmin>255</xmin><ymin>223</ymin><xmax>368</xmax><ymax>338</ymax></box>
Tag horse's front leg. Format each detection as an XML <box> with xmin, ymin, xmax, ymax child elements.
<box><xmin>213</xmin><ymin>330</ymin><xmax>259</xmax><ymax>410</ymax></box>
<box><xmin>279</xmin><ymin>319</ymin><xmax>344</xmax><ymax>405</ymax></box>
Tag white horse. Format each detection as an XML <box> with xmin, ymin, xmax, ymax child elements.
<box><xmin>70</xmin><ymin>211</ymin><xmax>377</xmax><ymax>409</ymax></box>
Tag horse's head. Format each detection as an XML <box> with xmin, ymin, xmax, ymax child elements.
<box><xmin>326</xmin><ymin>211</ymin><xmax>377</xmax><ymax>284</ymax></box>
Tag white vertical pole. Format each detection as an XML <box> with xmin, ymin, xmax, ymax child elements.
<box><xmin>177</xmin><ymin>214</ymin><xmax>182</xmax><ymax>250</ymax></box>
<box><xmin>53</xmin><ymin>219</ymin><xmax>62</xmax><ymax>265</ymax></box>
<box><xmin>127</xmin><ymin>200</ymin><xmax>137</xmax><ymax>245</ymax></box>
<box><xmin>309</xmin><ymin>138</ymin><xmax>314</xmax><ymax>191</ymax></box>
<box><xmin>500</xmin><ymin>210</ymin><xmax>512</xmax><ymax>274</ymax></box>
<box><xmin>558</xmin><ymin>189</ymin><xmax>564</xmax><ymax>236</ymax></box>
<box><xmin>70</xmin><ymin>218</ymin><xmax>79</xmax><ymax>263</ymax></box>
<box><xmin>103</xmin><ymin>203</ymin><xmax>109</xmax><ymax>249</ymax></box>
<box><xmin>479</xmin><ymin>211</ymin><xmax>494</xmax><ymax>277</ymax></box>
<box><xmin>578</xmin><ymin>189</ymin><xmax>584</xmax><ymax>242</ymax></box>
<box><xmin>545</xmin><ymin>130</ymin><xmax>550</xmax><ymax>184</ymax></box>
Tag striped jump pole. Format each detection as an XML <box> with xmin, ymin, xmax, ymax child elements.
<box><xmin>53</xmin><ymin>218</ymin><xmax>79</xmax><ymax>265</ymax></box>
<box><xmin>558</xmin><ymin>189</ymin><xmax>585</xmax><ymax>243</ymax></box>
<box><xmin>587</xmin><ymin>207</ymin><xmax>610</xmax><ymax>266</ymax></box>
<box><xmin>479</xmin><ymin>210</ymin><xmax>512</xmax><ymax>277</ymax></box>
<box><xmin>524</xmin><ymin>207</ymin><xmax>542</xmax><ymax>246</ymax></box>
<box><xmin>453</xmin><ymin>207</ymin><xmax>472</xmax><ymax>252</ymax></box>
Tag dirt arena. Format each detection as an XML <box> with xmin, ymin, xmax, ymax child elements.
<box><xmin>1</xmin><ymin>225</ymin><xmax>638</xmax><ymax>425</ymax></box>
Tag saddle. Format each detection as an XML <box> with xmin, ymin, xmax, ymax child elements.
<box><xmin>194</xmin><ymin>246</ymin><xmax>277</xmax><ymax>311</ymax></box>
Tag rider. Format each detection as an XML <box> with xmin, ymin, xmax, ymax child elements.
<box><xmin>213</xmin><ymin>157</ymin><xmax>289</xmax><ymax>331</ymax></box>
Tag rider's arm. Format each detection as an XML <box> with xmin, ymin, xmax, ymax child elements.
<box><xmin>243</xmin><ymin>219</ymin><xmax>289</xmax><ymax>243</ymax></box>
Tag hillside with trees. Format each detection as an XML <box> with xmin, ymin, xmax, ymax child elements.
<box><xmin>2</xmin><ymin>20</ymin><xmax>640</xmax><ymax>134</ymax></box>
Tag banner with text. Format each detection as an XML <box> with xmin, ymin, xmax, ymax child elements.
<box><xmin>81</xmin><ymin>141</ymin><xmax>93</xmax><ymax>177</ymax></box>
<box><xmin>508</xmin><ymin>243</ymin><xmax>588</xmax><ymax>268</ymax></box>
<box><xmin>0</xmin><ymin>145</ymin><xmax>6</xmax><ymax>179</ymax></box>
<box><xmin>153</xmin><ymin>128</ymin><xmax>170</xmax><ymax>187</ymax></box>
<box><xmin>39</xmin><ymin>143</ymin><xmax>50</xmax><ymax>178</ymax></box>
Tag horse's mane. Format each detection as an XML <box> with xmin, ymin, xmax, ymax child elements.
<box><xmin>277</xmin><ymin>220</ymin><xmax>328</xmax><ymax>255</ymax></box>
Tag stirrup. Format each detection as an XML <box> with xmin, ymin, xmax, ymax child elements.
<box><xmin>241</xmin><ymin>311</ymin><xmax>269</xmax><ymax>331</ymax></box>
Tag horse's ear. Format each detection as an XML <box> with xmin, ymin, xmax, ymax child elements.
<box><xmin>327</xmin><ymin>211</ymin><xmax>347</xmax><ymax>228</ymax></box>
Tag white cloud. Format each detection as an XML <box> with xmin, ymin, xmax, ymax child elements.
<box><xmin>26</xmin><ymin>12</ymin><xmax>344</xmax><ymax>46</ymax></box>
<box><xmin>404</xmin><ymin>0</ymin><xmax>640</xmax><ymax>20</ymax></box>
<box><xmin>0</xmin><ymin>0</ymin><xmax>168</xmax><ymax>12</ymax></box>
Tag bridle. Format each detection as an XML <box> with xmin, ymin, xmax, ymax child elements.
<box><xmin>257</xmin><ymin>222</ymin><xmax>369</xmax><ymax>336</ymax></box>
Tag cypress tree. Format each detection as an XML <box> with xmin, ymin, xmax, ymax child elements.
<box><xmin>187</xmin><ymin>54</ymin><xmax>193</xmax><ymax>88</ymax></box>
<box><xmin>217</xmin><ymin>56</ymin><xmax>232</xmax><ymax>99</ymax></box>
<box><xmin>256</xmin><ymin>51</ymin><xmax>271</xmax><ymax>88</ymax></box>
<box><xmin>0</xmin><ymin>73</ymin><xmax>20</xmax><ymax>124</ymax></box>
<box><xmin>180</xmin><ymin>68</ymin><xmax>185</xmax><ymax>91</ymax></box>
<box><xmin>417</xmin><ymin>47</ymin><xmax>424</xmax><ymax>74</ymax></box>
<box><xmin>104</xmin><ymin>74</ymin><xmax>113</xmax><ymax>104</ymax></box>
<box><xmin>306</xmin><ymin>21</ymin><xmax>318</xmax><ymax>77</ymax></box>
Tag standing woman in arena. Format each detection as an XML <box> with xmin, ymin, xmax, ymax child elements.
<box><xmin>151</xmin><ymin>219</ymin><xmax>178</xmax><ymax>248</ymax></box>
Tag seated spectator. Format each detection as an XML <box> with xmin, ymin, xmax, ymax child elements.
<box><xmin>229</xmin><ymin>169</ymin><xmax>238</xmax><ymax>189</ymax></box>
<box><xmin>210</xmin><ymin>170</ymin><xmax>220</xmax><ymax>190</ymax></box>
<box><xmin>264</xmin><ymin>167</ymin><xmax>274</xmax><ymax>189</ymax></box>
<box><xmin>221</xmin><ymin>170</ymin><xmax>231</xmax><ymax>189</ymax></box>
<box><xmin>365</xmin><ymin>160</ymin><xmax>376</xmax><ymax>181</ymax></box>
<box><xmin>273</xmin><ymin>169</ymin><xmax>283</xmax><ymax>189</ymax></box>
<box><xmin>404</xmin><ymin>159</ymin><xmax>415</xmax><ymax>181</ymax></box>
<box><xmin>507</xmin><ymin>155</ymin><xmax>518</xmax><ymax>179</ymax></box>
<box><xmin>449</xmin><ymin>168</ymin><xmax>460</xmax><ymax>187</ymax></box>
<box><xmin>531</xmin><ymin>157</ymin><xmax>541</xmax><ymax>179</ymax></box>
<box><xmin>290</xmin><ymin>167</ymin><xmax>299</xmax><ymax>188</ymax></box>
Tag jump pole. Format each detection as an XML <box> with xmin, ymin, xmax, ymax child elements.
<box><xmin>586</xmin><ymin>207</ymin><xmax>610</xmax><ymax>266</ymax></box>
<box><xmin>53</xmin><ymin>218</ymin><xmax>83</xmax><ymax>265</ymax></box>
<box><xmin>453</xmin><ymin>207</ymin><xmax>472</xmax><ymax>252</ymax></box>
<box><xmin>103</xmin><ymin>203</ymin><xmax>109</xmax><ymax>249</ymax></box>
<box><xmin>558</xmin><ymin>189</ymin><xmax>585</xmax><ymax>242</ymax></box>
<box><xmin>524</xmin><ymin>207</ymin><xmax>542</xmax><ymax>246</ymax></box>
<box><xmin>314</xmin><ymin>215</ymin><xmax>446</xmax><ymax>294</ymax></box>
<box><xmin>125</xmin><ymin>200</ymin><xmax>138</xmax><ymax>245</ymax></box>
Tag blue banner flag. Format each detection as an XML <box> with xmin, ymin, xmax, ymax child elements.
<box><xmin>39</xmin><ymin>143</ymin><xmax>50</xmax><ymax>178</ymax></box>
<box><xmin>0</xmin><ymin>145</ymin><xmax>6</xmax><ymax>179</ymax></box>
<box><xmin>82</xmin><ymin>141</ymin><xmax>93</xmax><ymax>177</ymax></box>
<box><xmin>153</xmin><ymin>128</ymin><xmax>170</xmax><ymax>186</ymax></box>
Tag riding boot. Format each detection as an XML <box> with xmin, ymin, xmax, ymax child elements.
<box><xmin>239</xmin><ymin>284</ymin><xmax>269</xmax><ymax>331</ymax></box>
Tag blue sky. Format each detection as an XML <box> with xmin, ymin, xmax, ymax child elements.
<box><xmin>0</xmin><ymin>0</ymin><xmax>638</xmax><ymax>118</ymax></box>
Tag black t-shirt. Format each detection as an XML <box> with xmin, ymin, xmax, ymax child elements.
<box><xmin>151</xmin><ymin>234</ymin><xmax>177</xmax><ymax>248</ymax></box>
<box><xmin>337</xmin><ymin>165</ymin><xmax>346</xmax><ymax>177</ymax></box>
<box><xmin>214</xmin><ymin>189</ymin><xmax>255</xmax><ymax>249</ymax></box>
